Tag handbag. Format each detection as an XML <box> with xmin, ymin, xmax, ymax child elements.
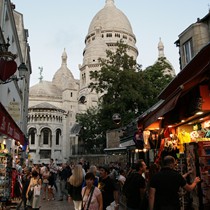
<box><xmin>28</xmin><ymin>188</ymin><xmax>34</xmax><ymax>200</ymax></box>
<box><xmin>82</xmin><ymin>186</ymin><xmax>95</xmax><ymax>210</ymax></box>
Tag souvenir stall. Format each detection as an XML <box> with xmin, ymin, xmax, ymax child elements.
<box><xmin>135</xmin><ymin>43</ymin><xmax>210</xmax><ymax>210</ymax></box>
<box><xmin>0</xmin><ymin>103</ymin><xmax>25</xmax><ymax>208</ymax></box>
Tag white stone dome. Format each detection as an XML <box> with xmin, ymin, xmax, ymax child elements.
<box><xmin>88</xmin><ymin>0</ymin><xmax>134</xmax><ymax>35</ymax></box>
<box><xmin>52</xmin><ymin>50</ymin><xmax>78</xmax><ymax>90</ymax></box>
<box><xmin>29</xmin><ymin>81</ymin><xmax>62</xmax><ymax>98</ymax></box>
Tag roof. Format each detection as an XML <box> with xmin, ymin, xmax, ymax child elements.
<box><xmin>29</xmin><ymin>102</ymin><xmax>64</xmax><ymax>112</ymax></box>
<box><xmin>159</xmin><ymin>42</ymin><xmax>210</xmax><ymax>100</ymax></box>
<box><xmin>70</xmin><ymin>123</ymin><xmax>82</xmax><ymax>135</ymax></box>
<box><xmin>138</xmin><ymin>42</ymin><xmax>210</xmax><ymax>129</ymax></box>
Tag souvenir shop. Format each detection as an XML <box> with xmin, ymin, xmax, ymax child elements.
<box><xmin>0</xmin><ymin>102</ymin><xmax>25</xmax><ymax>208</ymax></box>
<box><xmin>134</xmin><ymin>43</ymin><xmax>210</xmax><ymax>210</ymax></box>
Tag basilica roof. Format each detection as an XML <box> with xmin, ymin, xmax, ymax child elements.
<box><xmin>52</xmin><ymin>49</ymin><xmax>78</xmax><ymax>91</ymax></box>
<box><xmin>29</xmin><ymin>102</ymin><xmax>63</xmax><ymax>111</ymax></box>
<box><xmin>29</xmin><ymin>80</ymin><xmax>62</xmax><ymax>98</ymax></box>
<box><xmin>88</xmin><ymin>0</ymin><xmax>134</xmax><ymax>35</ymax></box>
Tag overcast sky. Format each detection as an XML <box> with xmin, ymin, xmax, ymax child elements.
<box><xmin>12</xmin><ymin>0</ymin><xmax>210</xmax><ymax>87</ymax></box>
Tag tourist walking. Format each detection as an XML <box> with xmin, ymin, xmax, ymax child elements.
<box><xmin>123</xmin><ymin>159</ymin><xmax>147</xmax><ymax>210</ymax></box>
<box><xmin>17</xmin><ymin>167</ymin><xmax>31</xmax><ymax>210</ymax></box>
<box><xmin>82</xmin><ymin>172</ymin><xmax>103</xmax><ymax>210</ymax></box>
<box><xmin>67</xmin><ymin>164</ymin><xmax>84</xmax><ymax>210</ymax></box>
<box><xmin>148</xmin><ymin>155</ymin><xmax>201</xmax><ymax>210</ymax></box>
<box><xmin>26</xmin><ymin>170</ymin><xmax>42</xmax><ymax>210</ymax></box>
<box><xmin>98</xmin><ymin>165</ymin><xmax>119</xmax><ymax>210</ymax></box>
<box><xmin>47</xmin><ymin>171</ymin><xmax>55</xmax><ymax>201</ymax></box>
<box><xmin>48</xmin><ymin>158</ymin><xmax>58</xmax><ymax>191</ymax></box>
<box><xmin>58</xmin><ymin>163</ymin><xmax>72</xmax><ymax>201</ymax></box>
<box><xmin>42</xmin><ymin>166</ymin><xmax>50</xmax><ymax>200</ymax></box>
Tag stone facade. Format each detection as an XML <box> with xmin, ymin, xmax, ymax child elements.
<box><xmin>27</xmin><ymin>0</ymin><xmax>175</xmax><ymax>164</ymax></box>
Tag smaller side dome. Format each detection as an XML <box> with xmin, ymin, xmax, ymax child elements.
<box><xmin>29</xmin><ymin>81</ymin><xmax>62</xmax><ymax>98</ymax></box>
<box><xmin>52</xmin><ymin>49</ymin><xmax>78</xmax><ymax>90</ymax></box>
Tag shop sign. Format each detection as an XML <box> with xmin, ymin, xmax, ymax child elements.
<box><xmin>0</xmin><ymin>103</ymin><xmax>24</xmax><ymax>145</ymax></box>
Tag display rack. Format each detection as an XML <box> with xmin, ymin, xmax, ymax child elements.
<box><xmin>0</xmin><ymin>153</ymin><xmax>12</xmax><ymax>209</ymax></box>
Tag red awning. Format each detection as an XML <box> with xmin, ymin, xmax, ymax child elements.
<box><xmin>0</xmin><ymin>102</ymin><xmax>25</xmax><ymax>145</ymax></box>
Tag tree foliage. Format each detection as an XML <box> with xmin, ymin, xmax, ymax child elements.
<box><xmin>76</xmin><ymin>107</ymin><xmax>105</xmax><ymax>153</ymax></box>
<box><xmin>76</xmin><ymin>42</ymin><xmax>174</xmax><ymax>153</ymax></box>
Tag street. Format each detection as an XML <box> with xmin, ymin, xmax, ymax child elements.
<box><xmin>13</xmin><ymin>195</ymin><xmax>125</xmax><ymax>210</ymax></box>
<box><xmin>40</xmin><ymin>198</ymin><xmax>73</xmax><ymax>210</ymax></box>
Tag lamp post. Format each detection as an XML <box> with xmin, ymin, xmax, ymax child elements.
<box><xmin>18</xmin><ymin>63</ymin><xmax>28</xmax><ymax>78</ymax></box>
<box><xmin>112</xmin><ymin>113</ymin><xmax>121</xmax><ymax>125</ymax></box>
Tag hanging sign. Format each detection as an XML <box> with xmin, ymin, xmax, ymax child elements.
<box><xmin>0</xmin><ymin>103</ymin><xmax>24</xmax><ymax>145</ymax></box>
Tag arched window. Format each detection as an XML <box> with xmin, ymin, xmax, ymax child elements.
<box><xmin>28</xmin><ymin>128</ymin><xmax>37</xmax><ymax>145</ymax></box>
<box><xmin>56</xmin><ymin>129</ymin><xmax>61</xmax><ymax>145</ymax></box>
<box><xmin>41</xmin><ymin>128</ymin><xmax>51</xmax><ymax>145</ymax></box>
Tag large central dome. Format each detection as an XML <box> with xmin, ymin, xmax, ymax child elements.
<box><xmin>88</xmin><ymin>0</ymin><xmax>134</xmax><ymax>35</ymax></box>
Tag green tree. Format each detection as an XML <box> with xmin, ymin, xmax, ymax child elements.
<box><xmin>141</xmin><ymin>57</ymin><xmax>174</xmax><ymax>106</ymax></box>
<box><xmin>76</xmin><ymin>107</ymin><xmax>105</xmax><ymax>153</ymax></box>
<box><xmin>77</xmin><ymin>42</ymin><xmax>174</xmax><ymax>153</ymax></box>
<box><xmin>89</xmin><ymin>42</ymin><xmax>146</xmax><ymax>126</ymax></box>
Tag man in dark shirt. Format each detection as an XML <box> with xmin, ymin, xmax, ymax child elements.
<box><xmin>98</xmin><ymin>165</ymin><xmax>119</xmax><ymax>210</ymax></box>
<box><xmin>123</xmin><ymin>159</ymin><xmax>147</xmax><ymax>210</ymax></box>
<box><xmin>58</xmin><ymin>163</ymin><xmax>72</xmax><ymax>201</ymax></box>
<box><xmin>149</xmin><ymin>155</ymin><xmax>200</xmax><ymax>210</ymax></box>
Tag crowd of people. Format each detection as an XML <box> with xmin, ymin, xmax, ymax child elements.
<box><xmin>13</xmin><ymin>155</ymin><xmax>201</xmax><ymax>210</ymax></box>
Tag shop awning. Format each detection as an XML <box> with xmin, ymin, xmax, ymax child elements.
<box><xmin>159</xmin><ymin>43</ymin><xmax>210</xmax><ymax>100</ymax></box>
<box><xmin>142</xmin><ymin>91</ymin><xmax>182</xmax><ymax>128</ymax></box>
<box><xmin>0</xmin><ymin>103</ymin><xmax>25</xmax><ymax>145</ymax></box>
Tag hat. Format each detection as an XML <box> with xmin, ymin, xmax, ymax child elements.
<box><xmin>99</xmin><ymin>164</ymin><xmax>110</xmax><ymax>173</ymax></box>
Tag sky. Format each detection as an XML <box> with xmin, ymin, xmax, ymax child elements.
<box><xmin>12</xmin><ymin>0</ymin><xmax>210</xmax><ymax>87</ymax></box>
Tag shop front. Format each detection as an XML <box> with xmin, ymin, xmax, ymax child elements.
<box><xmin>0</xmin><ymin>102</ymin><xmax>25</xmax><ymax>205</ymax></box>
<box><xmin>136</xmin><ymin>43</ymin><xmax>210</xmax><ymax>209</ymax></box>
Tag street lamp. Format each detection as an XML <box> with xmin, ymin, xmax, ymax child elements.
<box><xmin>112</xmin><ymin>113</ymin><xmax>121</xmax><ymax>125</ymax></box>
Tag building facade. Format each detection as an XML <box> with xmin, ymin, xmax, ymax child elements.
<box><xmin>27</xmin><ymin>0</ymin><xmax>174</xmax><ymax>164</ymax></box>
<box><xmin>0</xmin><ymin>0</ymin><xmax>31</xmax><ymax>163</ymax></box>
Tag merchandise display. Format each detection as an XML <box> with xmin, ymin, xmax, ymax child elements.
<box><xmin>0</xmin><ymin>153</ymin><xmax>12</xmax><ymax>202</ymax></box>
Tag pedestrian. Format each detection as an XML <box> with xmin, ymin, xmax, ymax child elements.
<box><xmin>58</xmin><ymin>163</ymin><xmax>72</xmax><ymax>201</ymax></box>
<box><xmin>82</xmin><ymin>172</ymin><xmax>103</xmax><ymax>210</ymax></box>
<box><xmin>16</xmin><ymin>167</ymin><xmax>31</xmax><ymax>210</ymax></box>
<box><xmin>26</xmin><ymin>170</ymin><xmax>42</xmax><ymax>210</ymax></box>
<box><xmin>148</xmin><ymin>155</ymin><xmax>201</xmax><ymax>210</ymax></box>
<box><xmin>98</xmin><ymin>165</ymin><xmax>119</xmax><ymax>210</ymax></box>
<box><xmin>67</xmin><ymin>164</ymin><xmax>84</xmax><ymax>210</ymax></box>
<box><xmin>47</xmin><ymin>171</ymin><xmax>55</xmax><ymax>201</ymax></box>
<box><xmin>123</xmin><ymin>159</ymin><xmax>147</xmax><ymax>210</ymax></box>
<box><xmin>42</xmin><ymin>166</ymin><xmax>50</xmax><ymax>200</ymax></box>
<box><xmin>48</xmin><ymin>158</ymin><xmax>58</xmax><ymax>191</ymax></box>
<box><xmin>87</xmin><ymin>165</ymin><xmax>99</xmax><ymax>187</ymax></box>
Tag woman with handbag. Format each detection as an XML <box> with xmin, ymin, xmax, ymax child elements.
<box><xmin>26</xmin><ymin>170</ymin><xmax>42</xmax><ymax>210</ymax></box>
<box><xmin>82</xmin><ymin>172</ymin><xmax>103</xmax><ymax>210</ymax></box>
